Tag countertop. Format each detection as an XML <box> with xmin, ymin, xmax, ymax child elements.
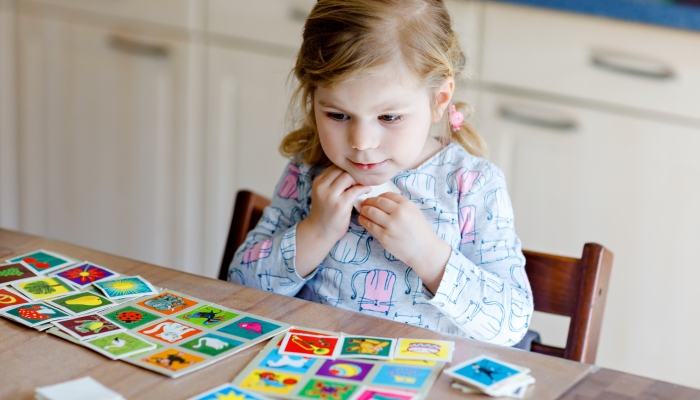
<box><xmin>494</xmin><ymin>0</ymin><xmax>700</xmax><ymax>33</ymax></box>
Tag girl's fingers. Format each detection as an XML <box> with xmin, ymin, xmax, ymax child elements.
<box><xmin>315</xmin><ymin>166</ymin><xmax>344</xmax><ymax>189</ymax></box>
<box><xmin>359</xmin><ymin>204</ymin><xmax>390</xmax><ymax>229</ymax></box>
<box><xmin>341</xmin><ymin>184</ymin><xmax>372</xmax><ymax>207</ymax></box>
<box><xmin>358</xmin><ymin>214</ymin><xmax>385</xmax><ymax>236</ymax></box>
<box><xmin>377</xmin><ymin>192</ymin><xmax>406</xmax><ymax>203</ymax></box>
<box><xmin>361</xmin><ymin>195</ymin><xmax>400</xmax><ymax>214</ymax></box>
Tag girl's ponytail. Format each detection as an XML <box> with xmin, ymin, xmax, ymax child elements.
<box><xmin>446</xmin><ymin>101</ymin><xmax>488</xmax><ymax>158</ymax></box>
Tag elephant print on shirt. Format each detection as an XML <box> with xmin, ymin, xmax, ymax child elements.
<box><xmin>403</xmin><ymin>268</ymin><xmax>430</xmax><ymax>306</ymax></box>
<box><xmin>426</xmin><ymin>145</ymin><xmax>465</xmax><ymax>166</ymax></box>
<box><xmin>433</xmin><ymin>261</ymin><xmax>470</xmax><ymax>306</ymax></box>
<box><xmin>479</xmin><ymin>239</ymin><xmax>517</xmax><ymax>264</ymax></box>
<box><xmin>330</xmin><ymin>222</ymin><xmax>373</xmax><ymax>265</ymax></box>
<box><xmin>454</xmin><ymin>298</ymin><xmax>505</xmax><ymax>341</ymax></box>
<box><xmin>241</xmin><ymin>238</ymin><xmax>273</xmax><ymax>267</ymax></box>
<box><xmin>258</xmin><ymin>272</ymin><xmax>296</xmax><ymax>292</ymax></box>
<box><xmin>393</xmin><ymin>312</ymin><xmax>423</xmax><ymax>327</ymax></box>
<box><xmin>485</xmin><ymin>188</ymin><xmax>514</xmax><ymax>230</ymax></box>
<box><xmin>446</xmin><ymin>167</ymin><xmax>480</xmax><ymax>203</ymax></box>
<box><xmin>228</xmin><ymin>268</ymin><xmax>245</xmax><ymax>285</ymax></box>
<box><xmin>258</xmin><ymin>207</ymin><xmax>286</xmax><ymax>235</ymax></box>
<box><xmin>277</xmin><ymin>164</ymin><xmax>301</xmax><ymax>199</ymax></box>
<box><xmin>311</xmin><ymin>267</ymin><xmax>343</xmax><ymax>306</ymax></box>
<box><xmin>394</xmin><ymin>172</ymin><xmax>438</xmax><ymax>210</ymax></box>
<box><xmin>280</xmin><ymin>230</ymin><xmax>296</xmax><ymax>273</ymax></box>
<box><xmin>350</xmin><ymin>269</ymin><xmax>396</xmax><ymax>315</ymax></box>
<box><xmin>434</xmin><ymin>209</ymin><xmax>460</xmax><ymax>249</ymax></box>
<box><xmin>459</xmin><ymin>205</ymin><xmax>477</xmax><ymax>244</ymax></box>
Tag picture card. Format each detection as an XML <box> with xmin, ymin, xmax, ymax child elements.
<box><xmin>179</xmin><ymin>333</ymin><xmax>245</xmax><ymax>357</ymax></box>
<box><xmin>45</xmin><ymin>291</ymin><xmax>115</xmax><ymax>316</ymax></box>
<box><xmin>186</xmin><ymin>383</ymin><xmax>268</xmax><ymax>400</ymax></box>
<box><xmin>316</xmin><ymin>359</ymin><xmax>375</xmax><ymax>382</ymax></box>
<box><xmin>238</xmin><ymin>368</ymin><xmax>303</xmax><ymax>396</ymax></box>
<box><xmin>352</xmin><ymin>386</ymin><xmax>418</xmax><ymax>400</ymax></box>
<box><xmin>279</xmin><ymin>332</ymin><xmax>341</xmax><ymax>359</ymax></box>
<box><xmin>137</xmin><ymin>319</ymin><xmax>203</xmax><ymax>344</ymax></box>
<box><xmin>0</xmin><ymin>262</ymin><xmax>39</xmax><ymax>286</ymax></box>
<box><xmin>394</xmin><ymin>338</ymin><xmax>454</xmax><ymax>362</ymax></box>
<box><xmin>93</xmin><ymin>276</ymin><xmax>157</xmax><ymax>300</ymax></box>
<box><xmin>258</xmin><ymin>347</ymin><xmax>317</xmax><ymax>374</ymax></box>
<box><xmin>52</xmin><ymin>262</ymin><xmax>119</xmax><ymax>289</ymax></box>
<box><xmin>176</xmin><ymin>304</ymin><xmax>238</xmax><ymax>328</ymax></box>
<box><xmin>84</xmin><ymin>331</ymin><xmax>157</xmax><ymax>359</ymax></box>
<box><xmin>1</xmin><ymin>302</ymin><xmax>70</xmax><ymax>327</ymax></box>
<box><xmin>138</xmin><ymin>348</ymin><xmax>206</xmax><ymax>372</ymax></box>
<box><xmin>339</xmin><ymin>335</ymin><xmax>396</xmax><ymax>360</ymax></box>
<box><xmin>100</xmin><ymin>305</ymin><xmax>161</xmax><ymax>329</ymax></box>
<box><xmin>443</xmin><ymin>355</ymin><xmax>531</xmax><ymax>395</ymax></box>
<box><xmin>217</xmin><ymin>316</ymin><xmax>284</xmax><ymax>340</ymax></box>
<box><xmin>6</xmin><ymin>249</ymin><xmax>76</xmax><ymax>275</ymax></box>
<box><xmin>370</xmin><ymin>364</ymin><xmax>435</xmax><ymax>390</ymax></box>
<box><xmin>297</xmin><ymin>378</ymin><xmax>359</xmax><ymax>399</ymax></box>
<box><xmin>0</xmin><ymin>287</ymin><xmax>30</xmax><ymax>310</ymax></box>
<box><xmin>137</xmin><ymin>291</ymin><xmax>199</xmax><ymax>315</ymax></box>
<box><xmin>11</xmin><ymin>276</ymin><xmax>77</xmax><ymax>301</ymax></box>
<box><xmin>53</xmin><ymin>314</ymin><xmax>124</xmax><ymax>341</ymax></box>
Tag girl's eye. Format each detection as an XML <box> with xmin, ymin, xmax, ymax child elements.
<box><xmin>379</xmin><ymin>115</ymin><xmax>402</xmax><ymax>123</ymax></box>
<box><xmin>327</xmin><ymin>113</ymin><xmax>349</xmax><ymax>121</ymax></box>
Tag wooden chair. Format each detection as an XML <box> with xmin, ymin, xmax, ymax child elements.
<box><xmin>218</xmin><ymin>190</ymin><xmax>270</xmax><ymax>281</ymax></box>
<box><xmin>524</xmin><ymin>244</ymin><xmax>613</xmax><ymax>364</ymax></box>
<box><xmin>219</xmin><ymin>190</ymin><xmax>614</xmax><ymax>364</ymax></box>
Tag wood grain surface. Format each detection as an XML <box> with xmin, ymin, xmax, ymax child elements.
<box><xmin>0</xmin><ymin>229</ymin><xmax>607</xmax><ymax>399</ymax></box>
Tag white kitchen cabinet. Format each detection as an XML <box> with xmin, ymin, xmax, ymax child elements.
<box><xmin>203</xmin><ymin>46</ymin><xmax>294</xmax><ymax>278</ymax></box>
<box><xmin>478</xmin><ymin>89</ymin><xmax>700</xmax><ymax>386</ymax></box>
<box><xmin>0</xmin><ymin>0</ymin><xmax>19</xmax><ymax>229</ymax></box>
<box><xmin>16</xmin><ymin>11</ymin><xmax>206</xmax><ymax>273</ymax></box>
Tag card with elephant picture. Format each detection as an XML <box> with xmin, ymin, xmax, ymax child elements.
<box><xmin>96</xmin><ymin>289</ymin><xmax>291</xmax><ymax>378</ymax></box>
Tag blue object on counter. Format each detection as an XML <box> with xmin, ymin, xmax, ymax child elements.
<box><xmin>493</xmin><ymin>0</ymin><xmax>700</xmax><ymax>33</ymax></box>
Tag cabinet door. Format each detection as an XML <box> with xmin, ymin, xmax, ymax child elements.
<box><xmin>479</xmin><ymin>90</ymin><xmax>700</xmax><ymax>387</ymax></box>
<box><xmin>17</xmin><ymin>14</ymin><xmax>205</xmax><ymax>272</ymax></box>
<box><xmin>204</xmin><ymin>46</ymin><xmax>293</xmax><ymax>278</ymax></box>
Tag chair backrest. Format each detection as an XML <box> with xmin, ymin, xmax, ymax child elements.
<box><xmin>524</xmin><ymin>243</ymin><xmax>613</xmax><ymax>364</ymax></box>
<box><xmin>218</xmin><ymin>190</ymin><xmax>270</xmax><ymax>281</ymax></box>
<box><xmin>218</xmin><ymin>190</ymin><xmax>613</xmax><ymax>364</ymax></box>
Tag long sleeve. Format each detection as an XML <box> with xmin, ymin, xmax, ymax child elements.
<box><xmin>423</xmin><ymin>163</ymin><xmax>534</xmax><ymax>346</ymax></box>
<box><xmin>227</xmin><ymin>162</ymin><xmax>317</xmax><ymax>295</ymax></box>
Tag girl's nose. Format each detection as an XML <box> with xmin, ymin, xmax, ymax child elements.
<box><xmin>349</xmin><ymin>120</ymin><xmax>379</xmax><ymax>151</ymax></box>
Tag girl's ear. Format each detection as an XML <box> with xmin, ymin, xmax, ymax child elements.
<box><xmin>433</xmin><ymin>77</ymin><xmax>455</xmax><ymax>122</ymax></box>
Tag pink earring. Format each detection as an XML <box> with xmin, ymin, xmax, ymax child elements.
<box><xmin>448</xmin><ymin>105</ymin><xmax>464</xmax><ymax>132</ymax></box>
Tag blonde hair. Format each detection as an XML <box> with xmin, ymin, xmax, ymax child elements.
<box><xmin>280</xmin><ymin>0</ymin><xmax>487</xmax><ymax>165</ymax></box>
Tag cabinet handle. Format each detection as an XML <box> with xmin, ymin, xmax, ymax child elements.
<box><xmin>108</xmin><ymin>35</ymin><xmax>170</xmax><ymax>58</ymax></box>
<box><xmin>591</xmin><ymin>49</ymin><xmax>675</xmax><ymax>80</ymax></box>
<box><xmin>499</xmin><ymin>103</ymin><xmax>578</xmax><ymax>131</ymax></box>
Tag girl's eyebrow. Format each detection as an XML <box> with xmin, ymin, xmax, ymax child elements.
<box><xmin>317</xmin><ymin>99</ymin><xmax>341</xmax><ymax>109</ymax></box>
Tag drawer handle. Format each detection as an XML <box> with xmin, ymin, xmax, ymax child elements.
<box><xmin>591</xmin><ymin>49</ymin><xmax>675</xmax><ymax>80</ymax></box>
<box><xmin>108</xmin><ymin>35</ymin><xmax>170</xmax><ymax>58</ymax></box>
<box><xmin>499</xmin><ymin>103</ymin><xmax>578</xmax><ymax>131</ymax></box>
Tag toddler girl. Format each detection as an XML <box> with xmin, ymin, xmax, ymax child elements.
<box><xmin>229</xmin><ymin>0</ymin><xmax>533</xmax><ymax>346</ymax></box>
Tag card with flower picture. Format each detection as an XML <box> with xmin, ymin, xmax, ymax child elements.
<box><xmin>52</xmin><ymin>262</ymin><xmax>119</xmax><ymax>289</ymax></box>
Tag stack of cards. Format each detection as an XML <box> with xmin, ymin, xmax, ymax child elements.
<box><xmin>444</xmin><ymin>356</ymin><xmax>535</xmax><ymax>398</ymax></box>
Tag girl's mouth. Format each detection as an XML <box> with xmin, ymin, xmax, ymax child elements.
<box><xmin>350</xmin><ymin>160</ymin><xmax>386</xmax><ymax>171</ymax></box>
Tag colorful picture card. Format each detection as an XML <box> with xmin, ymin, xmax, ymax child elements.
<box><xmin>11</xmin><ymin>276</ymin><xmax>77</xmax><ymax>301</ymax></box>
<box><xmin>100</xmin><ymin>305</ymin><xmax>161</xmax><ymax>329</ymax></box>
<box><xmin>352</xmin><ymin>386</ymin><xmax>418</xmax><ymax>400</ymax></box>
<box><xmin>1</xmin><ymin>302</ymin><xmax>70</xmax><ymax>327</ymax></box>
<box><xmin>137</xmin><ymin>291</ymin><xmax>199</xmax><ymax>315</ymax></box>
<box><xmin>443</xmin><ymin>355</ymin><xmax>531</xmax><ymax>395</ymax></box>
<box><xmin>84</xmin><ymin>331</ymin><xmax>157</xmax><ymax>359</ymax></box>
<box><xmin>53</xmin><ymin>314</ymin><xmax>124</xmax><ymax>341</ymax></box>
<box><xmin>93</xmin><ymin>276</ymin><xmax>158</xmax><ymax>300</ymax></box>
<box><xmin>186</xmin><ymin>383</ymin><xmax>268</xmax><ymax>400</ymax></box>
<box><xmin>394</xmin><ymin>338</ymin><xmax>454</xmax><ymax>362</ymax></box>
<box><xmin>52</xmin><ymin>262</ymin><xmax>119</xmax><ymax>289</ymax></box>
<box><xmin>0</xmin><ymin>262</ymin><xmax>39</xmax><ymax>286</ymax></box>
<box><xmin>139</xmin><ymin>348</ymin><xmax>207</xmax><ymax>372</ymax></box>
<box><xmin>339</xmin><ymin>335</ymin><xmax>396</xmax><ymax>360</ymax></box>
<box><xmin>279</xmin><ymin>332</ymin><xmax>342</xmax><ymax>359</ymax></box>
<box><xmin>6</xmin><ymin>249</ymin><xmax>76</xmax><ymax>275</ymax></box>
<box><xmin>176</xmin><ymin>304</ymin><xmax>238</xmax><ymax>328</ymax></box>
<box><xmin>45</xmin><ymin>291</ymin><xmax>115</xmax><ymax>316</ymax></box>
<box><xmin>138</xmin><ymin>319</ymin><xmax>203</xmax><ymax>344</ymax></box>
<box><xmin>0</xmin><ymin>287</ymin><xmax>29</xmax><ymax>310</ymax></box>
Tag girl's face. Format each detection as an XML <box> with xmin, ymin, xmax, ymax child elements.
<box><xmin>314</xmin><ymin>66</ymin><xmax>450</xmax><ymax>186</ymax></box>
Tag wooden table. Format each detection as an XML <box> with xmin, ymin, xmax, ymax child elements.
<box><xmin>1</xmin><ymin>229</ymin><xmax>697</xmax><ymax>399</ymax></box>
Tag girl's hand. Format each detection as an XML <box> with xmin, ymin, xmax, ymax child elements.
<box><xmin>358</xmin><ymin>193</ymin><xmax>451</xmax><ymax>292</ymax></box>
<box><xmin>304</xmin><ymin>165</ymin><xmax>371</xmax><ymax>243</ymax></box>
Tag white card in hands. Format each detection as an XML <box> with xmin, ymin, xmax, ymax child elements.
<box><xmin>354</xmin><ymin>181</ymin><xmax>402</xmax><ymax>211</ymax></box>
